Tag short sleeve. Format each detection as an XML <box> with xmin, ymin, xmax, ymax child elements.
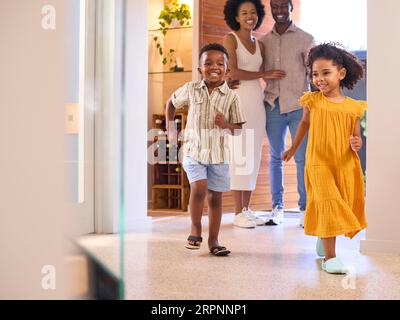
<box><xmin>357</xmin><ymin>101</ymin><xmax>368</xmax><ymax>118</ymax></box>
<box><xmin>229</xmin><ymin>94</ymin><xmax>246</xmax><ymax>125</ymax></box>
<box><xmin>171</xmin><ymin>82</ymin><xmax>190</xmax><ymax>109</ymax></box>
<box><xmin>299</xmin><ymin>92</ymin><xmax>315</xmax><ymax>110</ymax></box>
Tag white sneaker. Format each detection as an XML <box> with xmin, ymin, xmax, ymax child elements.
<box><xmin>321</xmin><ymin>257</ymin><xmax>348</xmax><ymax>274</ymax></box>
<box><xmin>266</xmin><ymin>206</ymin><xmax>284</xmax><ymax>225</ymax></box>
<box><xmin>234</xmin><ymin>212</ymin><xmax>256</xmax><ymax>228</ymax></box>
<box><xmin>299</xmin><ymin>210</ymin><xmax>305</xmax><ymax>228</ymax></box>
<box><xmin>242</xmin><ymin>208</ymin><xmax>265</xmax><ymax>226</ymax></box>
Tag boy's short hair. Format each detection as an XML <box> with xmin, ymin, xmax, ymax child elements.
<box><xmin>199</xmin><ymin>43</ymin><xmax>229</xmax><ymax>61</ymax></box>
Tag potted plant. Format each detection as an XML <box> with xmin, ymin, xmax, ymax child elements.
<box><xmin>153</xmin><ymin>0</ymin><xmax>191</xmax><ymax>71</ymax></box>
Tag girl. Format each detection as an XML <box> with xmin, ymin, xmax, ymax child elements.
<box><xmin>282</xmin><ymin>43</ymin><xmax>367</xmax><ymax>274</ymax></box>
<box><xmin>223</xmin><ymin>0</ymin><xmax>286</xmax><ymax>228</ymax></box>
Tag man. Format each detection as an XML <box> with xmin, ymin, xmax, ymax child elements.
<box><xmin>260</xmin><ymin>0</ymin><xmax>314</xmax><ymax>226</ymax></box>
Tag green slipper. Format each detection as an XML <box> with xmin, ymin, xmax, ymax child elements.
<box><xmin>316</xmin><ymin>237</ymin><xmax>326</xmax><ymax>257</ymax></box>
<box><xmin>321</xmin><ymin>257</ymin><xmax>348</xmax><ymax>274</ymax></box>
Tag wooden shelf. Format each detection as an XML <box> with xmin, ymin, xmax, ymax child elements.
<box><xmin>152</xmin><ymin>184</ymin><xmax>182</xmax><ymax>189</ymax></box>
<box><xmin>148</xmin><ymin>26</ymin><xmax>192</xmax><ymax>32</ymax></box>
<box><xmin>148</xmin><ymin>209</ymin><xmax>189</xmax><ymax>216</ymax></box>
<box><xmin>149</xmin><ymin>70</ymin><xmax>192</xmax><ymax>75</ymax></box>
<box><xmin>156</xmin><ymin>161</ymin><xmax>180</xmax><ymax>165</ymax></box>
<box><xmin>151</xmin><ymin>112</ymin><xmax>190</xmax><ymax>212</ymax></box>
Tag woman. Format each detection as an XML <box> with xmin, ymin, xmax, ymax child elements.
<box><xmin>223</xmin><ymin>0</ymin><xmax>286</xmax><ymax>228</ymax></box>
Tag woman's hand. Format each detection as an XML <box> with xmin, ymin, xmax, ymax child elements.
<box><xmin>350</xmin><ymin>135</ymin><xmax>362</xmax><ymax>152</ymax></box>
<box><xmin>263</xmin><ymin>70</ymin><xmax>286</xmax><ymax>80</ymax></box>
<box><xmin>282</xmin><ymin>148</ymin><xmax>295</xmax><ymax>162</ymax></box>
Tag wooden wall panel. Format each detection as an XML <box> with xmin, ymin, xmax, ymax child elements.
<box><xmin>199</xmin><ymin>0</ymin><xmax>302</xmax><ymax>212</ymax></box>
<box><xmin>200</xmin><ymin>0</ymin><xmax>301</xmax><ymax>47</ymax></box>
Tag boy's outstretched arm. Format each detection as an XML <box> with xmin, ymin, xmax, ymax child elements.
<box><xmin>282</xmin><ymin>107</ymin><xmax>310</xmax><ymax>162</ymax></box>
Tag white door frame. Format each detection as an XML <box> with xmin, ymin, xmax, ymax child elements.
<box><xmin>69</xmin><ymin>0</ymin><xmax>95</xmax><ymax>236</ymax></box>
<box><xmin>93</xmin><ymin>0</ymin><xmax>123</xmax><ymax>234</ymax></box>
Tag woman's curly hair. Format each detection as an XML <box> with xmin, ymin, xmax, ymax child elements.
<box><xmin>307</xmin><ymin>42</ymin><xmax>364</xmax><ymax>90</ymax></box>
<box><xmin>224</xmin><ymin>0</ymin><xmax>265</xmax><ymax>31</ymax></box>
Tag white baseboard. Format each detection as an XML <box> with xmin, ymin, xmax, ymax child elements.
<box><xmin>360</xmin><ymin>239</ymin><xmax>400</xmax><ymax>255</ymax></box>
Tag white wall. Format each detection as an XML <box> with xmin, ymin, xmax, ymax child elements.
<box><xmin>300</xmin><ymin>0</ymin><xmax>367</xmax><ymax>50</ymax></box>
<box><xmin>94</xmin><ymin>0</ymin><xmax>151</xmax><ymax>233</ymax></box>
<box><xmin>361</xmin><ymin>0</ymin><xmax>400</xmax><ymax>254</ymax></box>
<box><xmin>0</xmin><ymin>0</ymin><xmax>69</xmax><ymax>298</ymax></box>
<box><xmin>124</xmin><ymin>0</ymin><xmax>152</xmax><ymax>231</ymax></box>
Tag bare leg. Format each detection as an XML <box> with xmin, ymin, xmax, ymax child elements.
<box><xmin>188</xmin><ymin>180</ymin><xmax>207</xmax><ymax>243</ymax></box>
<box><xmin>207</xmin><ymin>190</ymin><xmax>223</xmax><ymax>249</ymax></box>
<box><xmin>242</xmin><ymin>190</ymin><xmax>253</xmax><ymax>209</ymax></box>
<box><xmin>322</xmin><ymin>237</ymin><xmax>336</xmax><ymax>260</ymax></box>
<box><xmin>231</xmin><ymin>190</ymin><xmax>243</xmax><ymax>215</ymax></box>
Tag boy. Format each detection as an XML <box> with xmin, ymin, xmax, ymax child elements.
<box><xmin>165</xmin><ymin>43</ymin><xmax>246</xmax><ymax>256</ymax></box>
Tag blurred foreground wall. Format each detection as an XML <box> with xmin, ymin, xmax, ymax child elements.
<box><xmin>0</xmin><ymin>0</ymin><xmax>71</xmax><ymax>299</ymax></box>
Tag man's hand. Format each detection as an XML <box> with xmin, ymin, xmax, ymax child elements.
<box><xmin>215</xmin><ymin>112</ymin><xmax>228</xmax><ymax>129</ymax></box>
<box><xmin>350</xmin><ymin>135</ymin><xmax>362</xmax><ymax>152</ymax></box>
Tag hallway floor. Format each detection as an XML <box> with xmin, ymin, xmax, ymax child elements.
<box><xmin>78</xmin><ymin>213</ymin><xmax>400</xmax><ymax>300</ymax></box>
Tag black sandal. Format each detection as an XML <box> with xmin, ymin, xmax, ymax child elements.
<box><xmin>209</xmin><ymin>246</ymin><xmax>231</xmax><ymax>256</ymax></box>
<box><xmin>185</xmin><ymin>235</ymin><xmax>202</xmax><ymax>250</ymax></box>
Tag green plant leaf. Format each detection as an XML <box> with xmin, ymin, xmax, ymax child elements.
<box><xmin>158</xmin><ymin>10</ymin><xmax>165</xmax><ymax>19</ymax></box>
<box><xmin>163</xmin><ymin>58</ymin><xmax>168</xmax><ymax>65</ymax></box>
<box><xmin>360</xmin><ymin>115</ymin><xmax>367</xmax><ymax>137</ymax></box>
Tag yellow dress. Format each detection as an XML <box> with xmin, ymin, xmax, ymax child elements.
<box><xmin>299</xmin><ymin>92</ymin><xmax>367</xmax><ymax>239</ymax></box>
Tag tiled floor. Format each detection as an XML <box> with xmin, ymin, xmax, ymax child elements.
<box><xmin>78</xmin><ymin>212</ymin><xmax>400</xmax><ymax>300</ymax></box>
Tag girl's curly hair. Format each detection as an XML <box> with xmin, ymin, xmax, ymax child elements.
<box><xmin>307</xmin><ymin>42</ymin><xmax>364</xmax><ymax>90</ymax></box>
<box><xmin>224</xmin><ymin>0</ymin><xmax>265</xmax><ymax>31</ymax></box>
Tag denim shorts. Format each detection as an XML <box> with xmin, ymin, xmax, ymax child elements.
<box><xmin>182</xmin><ymin>156</ymin><xmax>230</xmax><ymax>192</ymax></box>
